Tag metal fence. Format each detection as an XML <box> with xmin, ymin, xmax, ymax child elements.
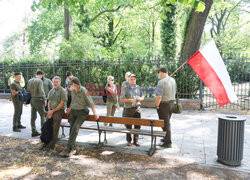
<box><xmin>0</xmin><ymin>55</ymin><xmax>249</xmax><ymax>110</ymax></box>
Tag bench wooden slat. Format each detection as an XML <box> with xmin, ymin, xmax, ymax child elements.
<box><xmin>61</xmin><ymin>122</ymin><xmax>165</xmax><ymax>137</ymax></box>
<box><xmin>62</xmin><ymin>114</ymin><xmax>164</xmax><ymax>127</ymax></box>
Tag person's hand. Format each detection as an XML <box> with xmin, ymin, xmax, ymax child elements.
<box><xmin>66</xmin><ymin>108</ymin><xmax>71</xmax><ymax>115</ymax></box>
<box><xmin>44</xmin><ymin>100</ymin><xmax>47</xmax><ymax>107</ymax></box>
<box><xmin>94</xmin><ymin>114</ymin><xmax>99</xmax><ymax>120</ymax></box>
<box><xmin>47</xmin><ymin>110</ymin><xmax>53</xmax><ymax>119</ymax></box>
<box><xmin>67</xmin><ymin>88</ymin><xmax>72</xmax><ymax>92</ymax></box>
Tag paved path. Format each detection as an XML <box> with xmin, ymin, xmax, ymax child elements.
<box><xmin>0</xmin><ymin>99</ymin><xmax>249</xmax><ymax>173</ymax></box>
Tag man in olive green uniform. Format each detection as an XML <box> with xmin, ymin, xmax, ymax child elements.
<box><xmin>10</xmin><ymin>72</ymin><xmax>26</xmax><ymax>132</ymax></box>
<box><xmin>60</xmin><ymin>77</ymin><xmax>99</xmax><ymax>157</ymax></box>
<box><xmin>65</xmin><ymin>71</ymin><xmax>74</xmax><ymax>108</ymax></box>
<box><xmin>120</xmin><ymin>74</ymin><xmax>144</xmax><ymax>146</ymax></box>
<box><xmin>155</xmin><ymin>67</ymin><xmax>176</xmax><ymax>148</ymax></box>
<box><xmin>27</xmin><ymin>70</ymin><xmax>46</xmax><ymax>137</ymax></box>
<box><xmin>42</xmin><ymin>72</ymin><xmax>53</xmax><ymax>111</ymax></box>
<box><xmin>40</xmin><ymin>76</ymin><xmax>67</xmax><ymax>150</ymax></box>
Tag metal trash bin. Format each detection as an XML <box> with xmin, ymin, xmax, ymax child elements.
<box><xmin>217</xmin><ymin>114</ymin><xmax>246</xmax><ymax>166</ymax></box>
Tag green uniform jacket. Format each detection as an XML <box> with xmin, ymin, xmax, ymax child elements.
<box><xmin>10</xmin><ymin>81</ymin><xmax>22</xmax><ymax>103</ymax></box>
<box><xmin>43</xmin><ymin>78</ymin><xmax>53</xmax><ymax>98</ymax></box>
<box><xmin>27</xmin><ymin>77</ymin><xmax>46</xmax><ymax>99</ymax></box>
<box><xmin>155</xmin><ymin>76</ymin><xmax>176</xmax><ymax>102</ymax></box>
<box><xmin>48</xmin><ymin>86</ymin><xmax>67</xmax><ymax>110</ymax></box>
<box><xmin>71</xmin><ymin>86</ymin><xmax>95</xmax><ymax>110</ymax></box>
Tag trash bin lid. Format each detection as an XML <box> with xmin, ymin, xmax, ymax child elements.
<box><xmin>217</xmin><ymin>114</ymin><xmax>246</xmax><ymax>122</ymax></box>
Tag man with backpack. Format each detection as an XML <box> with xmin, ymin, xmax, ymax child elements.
<box><xmin>10</xmin><ymin>72</ymin><xmax>26</xmax><ymax>132</ymax></box>
<box><xmin>40</xmin><ymin>76</ymin><xmax>67</xmax><ymax>151</ymax></box>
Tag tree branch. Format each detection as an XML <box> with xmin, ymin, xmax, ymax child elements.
<box><xmin>90</xmin><ymin>6</ymin><xmax>121</xmax><ymax>23</ymax></box>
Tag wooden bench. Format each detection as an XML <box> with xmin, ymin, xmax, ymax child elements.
<box><xmin>60</xmin><ymin>114</ymin><xmax>165</xmax><ymax>156</ymax></box>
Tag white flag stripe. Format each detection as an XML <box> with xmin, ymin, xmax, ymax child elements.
<box><xmin>200</xmin><ymin>40</ymin><xmax>237</xmax><ymax>102</ymax></box>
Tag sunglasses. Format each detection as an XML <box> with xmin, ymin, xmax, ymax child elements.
<box><xmin>110</xmin><ymin>79</ymin><xmax>114</xmax><ymax>81</ymax></box>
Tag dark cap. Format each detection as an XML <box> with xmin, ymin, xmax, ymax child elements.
<box><xmin>157</xmin><ymin>67</ymin><xmax>168</xmax><ymax>73</ymax></box>
<box><xmin>14</xmin><ymin>72</ymin><xmax>21</xmax><ymax>76</ymax></box>
<box><xmin>36</xmin><ymin>70</ymin><xmax>44</xmax><ymax>75</ymax></box>
<box><xmin>130</xmin><ymin>74</ymin><xmax>136</xmax><ymax>78</ymax></box>
<box><xmin>70</xmin><ymin>77</ymin><xmax>80</xmax><ymax>85</ymax></box>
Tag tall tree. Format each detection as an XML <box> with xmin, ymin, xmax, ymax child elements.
<box><xmin>64</xmin><ymin>3</ymin><xmax>72</xmax><ymax>40</ymax></box>
<box><xmin>180</xmin><ymin>0</ymin><xmax>213</xmax><ymax>61</ymax></box>
<box><xmin>161</xmin><ymin>4</ymin><xmax>177</xmax><ymax>60</ymax></box>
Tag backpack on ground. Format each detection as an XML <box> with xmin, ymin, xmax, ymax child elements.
<box><xmin>40</xmin><ymin>118</ymin><xmax>53</xmax><ymax>144</ymax></box>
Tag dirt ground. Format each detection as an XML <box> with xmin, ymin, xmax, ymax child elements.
<box><xmin>1</xmin><ymin>136</ymin><xmax>250</xmax><ymax>180</ymax></box>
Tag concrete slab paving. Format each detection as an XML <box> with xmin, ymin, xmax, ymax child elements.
<box><xmin>0</xmin><ymin>98</ymin><xmax>249</xmax><ymax>174</ymax></box>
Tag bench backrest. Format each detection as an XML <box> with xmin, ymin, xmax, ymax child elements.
<box><xmin>62</xmin><ymin>114</ymin><xmax>164</xmax><ymax>128</ymax></box>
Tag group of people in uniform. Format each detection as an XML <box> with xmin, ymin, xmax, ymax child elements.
<box><xmin>9</xmin><ymin>67</ymin><xmax>176</xmax><ymax>157</ymax></box>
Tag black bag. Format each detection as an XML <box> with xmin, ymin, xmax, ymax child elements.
<box><xmin>40</xmin><ymin>118</ymin><xmax>53</xmax><ymax>144</ymax></box>
<box><xmin>18</xmin><ymin>89</ymin><xmax>31</xmax><ymax>104</ymax></box>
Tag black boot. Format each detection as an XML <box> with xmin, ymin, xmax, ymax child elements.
<box><xmin>18</xmin><ymin>124</ymin><xmax>26</xmax><ymax>129</ymax></box>
<box><xmin>13</xmin><ymin>127</ymin><xmax>21</xmax><ymax>132</ymax></box>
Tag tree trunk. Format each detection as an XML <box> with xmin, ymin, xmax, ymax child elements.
<box><xmin>180</xmin><ymin>0</ymin><xmax>213</xmax><ymax>61</ymax></box>
<box><xmin>64</xmin><ymin>3</ymin><xmax>72</xmax><ymax>40</ymax></box>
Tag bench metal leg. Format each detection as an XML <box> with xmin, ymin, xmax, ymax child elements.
<box><xmin>103</xmin><ymin>131</ymin><xmax>107</xmax><ymax>145</ymax></box>
<box><xmin>97</xmin><ymin>131</ymin><xmax>108</xmax><ymax>148</ymax></box>
<box><xmin>61</xmin><ymin>126</ymin><xmax>66</xmax><ymax>138</ymax></box>
<box><xmin>148</xmin><ymin>136</ymin><xmax>156</xmax><ymax>156</ymax></box>
<box><xmin>97</xmin><ymin>130</ymin><xmax>103</xmax><ymax>148</ymax></box>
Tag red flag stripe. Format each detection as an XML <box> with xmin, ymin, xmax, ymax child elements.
<box><xmin>188</xmin><ymin>51</ymin><xmax>230</xmax><ymax>106</ymax></box>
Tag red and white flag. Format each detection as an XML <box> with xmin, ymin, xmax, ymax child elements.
<box><xmin>187</xmin><ymin>39</ymin><xmax>237</xmax><ymax>106</ymax></box>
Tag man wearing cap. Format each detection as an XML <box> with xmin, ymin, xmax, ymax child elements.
<box><xmin>41</xmin><ymin>72</ymin><xmax>53</xmax><ymax>111</ymax></box>
<box><xmin>155</xmin><ymin>67</ymin><xmax>176</xmax><ymax>148</ymax></box>
<box><xmin>40</xmin><ymin>76</ymin><xmax>67</xmax><ymax>150</ymax></box>
<box><xmin>65</xmin><ymin>71</ymin><xmax>74</xmax><ymax>108</ymax></box>
<box><xmin>120</xmin><ymin>74</ymin><xmax>144</xmax><ymax>146</ymax></box>
<box><xmin>27</xmin><ymin>70</ymin><xmax>46</xmax><ymax>137</ymax></box>
<box><xmin>10</xmin><ymin>72</ymin><xmax>26</xmax><ymax>132</ymax></box>
<box><xmin>60</xmin><ymin>77</ymin><xmax>99</xmax><ymax>157</ymax></box>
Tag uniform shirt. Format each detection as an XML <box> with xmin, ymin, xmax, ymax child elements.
<box><xmin>27</xmin><ymin>77</ymin><xmax>46</xmax><ymax>99</ymax></box>
<box><xmin>10</xmin><ymin>80</ymin><xmax>22</xmax><ymax>103</ymax></box>
<box><xmin>71</xmin><ymin>86</ymin><xmax>95</xmax><ymax>110</ymax></box>
<box><xmin>121</xmin><ymin>84</ymin><xmax>144</xmax><ymax>108</ymax></box>
<box><xmin>42</xmin><ymin>78</ymin><xmax>53</xmax><ymax>98</ymax></box>
<box><xmin>48</xmin><ymin>86</ymin><xmax>67</xmax><ymax>110</ymax></box>
<box><xmin>155</xmin><ymin>75</ymin><xmax>176</xmax><ymax>102</ymax></box>
<box><xmin>106</xmin><ymin>84</ymin><xmax>118</xmax><ymax>104</ymax></box>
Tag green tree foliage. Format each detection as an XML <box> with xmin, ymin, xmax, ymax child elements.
<box><xmin>27</xmin><ymin>4</ymin><xmax>64</xmax><ymax>54</ymax></box>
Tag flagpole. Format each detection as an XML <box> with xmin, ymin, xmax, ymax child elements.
<box><xmin>169</xmin><ymin>60</ymin><xmax>188</xmax><ymax>77</ymax></box>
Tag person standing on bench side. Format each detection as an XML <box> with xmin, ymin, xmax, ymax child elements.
<box><xmin>65</xmin><ymin>71</ymin><xmax>74</xmax><ymax>108</ymax></box>
<box><xmin>60</xmin><ymin>77</ymin><xmax>99</xmax><ymax>157</ymax></box>
<box><xmin>155</xmin><ymin>67</ymin><xmax>176</xmax><ymax>148</ymax></box>
<box><xmin>120</xmin><ymin>74</ymin><xmax>144</xmax><ymax>147</ymax></box>
<box><xmin>10</xmin><ymin>72</ymin><xmax>26</xmax><ymax>132</ymax></box>
<box><xmin>105</xmin><ymin>75</ymin><xmax>118</xmax><ymax>127</ymax></box>
<box><xmin>27</xmin><ymin>70</ymin><xmax>46</xmax><ymax>137</ymax></box>
<box><xmin>40</xmin><ymin>76</ymin><xmax>67</xmax><ymax>151</ymax></box>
